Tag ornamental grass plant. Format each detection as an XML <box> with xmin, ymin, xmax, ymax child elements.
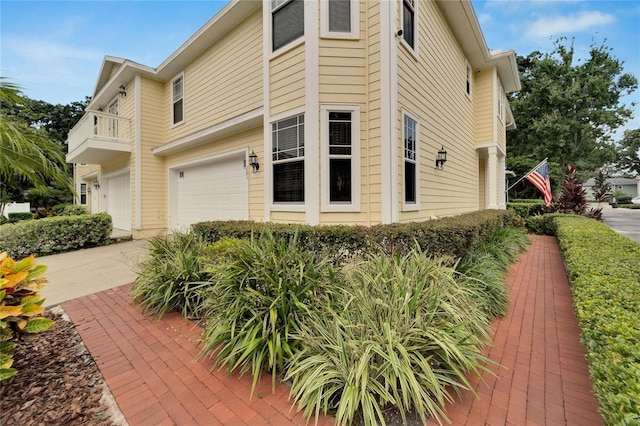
<box><xmin>285</xmin><ymin>246</ymin><xmax>493</xmax><ymax>426</ymax></box>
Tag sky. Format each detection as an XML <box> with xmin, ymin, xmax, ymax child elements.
<box><xmin>1</xmin><ymin>0</ymin><xmax>639</xmax><ymax>136</ymax></box>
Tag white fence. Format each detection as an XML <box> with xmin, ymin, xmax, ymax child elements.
<box><xmin>1</xmin><ymin>202</ymin><xmax>31</xmax><ymax>219</ymax></box>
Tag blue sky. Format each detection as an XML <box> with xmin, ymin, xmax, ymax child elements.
<box><xmin>1</xmin><ymin>0</ymin><xmax>639</xmax><ymax>135</ymax></box>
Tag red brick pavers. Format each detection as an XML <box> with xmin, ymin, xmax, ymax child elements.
<box><xmin>427</xmin><ymin>234</ymin><xmax>602</xmax><ymax>426</ymax></box>
<box><xmin>63</xmin><ymin>285</ymin><xmax>333</xmax><ymax>426</ymax></box>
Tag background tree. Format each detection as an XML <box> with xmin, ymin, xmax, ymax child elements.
<box><xmin>0</xmin><ymin>78</ymin><xmax>75</xmax><ymax>214</ymax></box>
<box><xmin>592</xmin><ymin>169</ymin><xmax>611</xmax><ymax>203</ymax></box>
<box><xmin>616</xmin><ymin>128</ymin><xmax>640</xmax><ymax>175</ymax></box>
<box><xmin>507</xmin><ymin>38</ymin><xmax>637</xmax><ymax>174</ymax></box>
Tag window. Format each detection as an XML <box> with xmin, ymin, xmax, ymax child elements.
<box><xmin>466</xmin><ymin>62</ymin><xmax>472</xmax><ymax>97</ymax></box>
<box><xmin>172</xmin><ymin>75</ymin><xmax>184</xmax><ymax>125</ymax></box>
<box><xmin>272</xmin><ymin>114</ymin><xmax>305</xmax><ymax>203</ymax></box>
<box><xmin>80</xmin><ymin>183</ymin><xmax>87</xmax><ymax>205</ymax></box>
<box><xmin>272</xmin><ymin>0</ymin><xmax>304</xmax><ymax>52</ymax></box>
<box><xmin>403</xmin><ymin>113</ymin><xmax>418</xmax><ymax>206</ymax></box>
<box><xmin>402</xmin><ymin>0</ymin><xmax>416</xmax><ymax>50</ymax></box>
<box><xmin>321</xmin><ymin>0</ymin><xmax>359</xmax><ymax>39</ymax></box>
<box><xmin>497</xmin><ymin>83</ymin><xmax>504</xmax><ymax>121</ymax></box>
<box><xmin>108</xmin><ymin>99</ymin><xmax>118</xmax><ymax>138</ymax></box>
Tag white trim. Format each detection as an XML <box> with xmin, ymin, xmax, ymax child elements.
<box><xmin>171</xmin><ymin>72</ymin><xmax>184</xmax><ymax>127</ymax></box>
<box><xmin>134</xmin><ymin>73</ymin><xmax>142</xmax><ymax>230</ymax></box>
<box><xmin>101</xmin><ymin>167</ymin><xmax>129</xmax><ymax>180</ymax></box>
<box><xmin>497</xmin><ymin>80</ymin><xmax>504</xmax><ymax>122</ymax></box>
<box><xmin>465</xmin><ymin>60</ymin><xmax>473</xmax><ymax>99</ymax></box>
<box><xmin>380</xmin><ymin>0</ymin><xmax>394</xmax><ymax>224</ymax></box>
<box><xmin>320</xmin><ymin>105</ymin><xmax>361</xmax><ymax>212</ymax></box>
<box><xmin>400</xmin><ymin>0</ymin><xmax>419</xmax><ymax>59</ymax></box>
<box><xmin>320</xmin><ymin>0</ymin><xmax>360</xmax><ymax>39</ymax></box>
<box><xmin>305</xmin><ymin>0</ymin><xmax>319</xmax><ymax>225</ymax></box>
<box><xmin>153</xmin><ymin>107</ymin><xmax>263</xmax><ymax>156</ymax></box>
<box><xmin>263</xmin><ymin>4</ymin><xmax>272</xmax><ymax>222</ymax></box>
<box><xmin>476</xmin><ymin>141</ymin><xmax>506</xmax><ymax>157</ymax></box>
<box><xmin>402</xmin><ymin>109</ymin><xmax>420</xmax><ymax>212</ymax></box>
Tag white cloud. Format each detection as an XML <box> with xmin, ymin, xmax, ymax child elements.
<box><xmin>478</xmin><ymin>12</ymin><xmax>492</xmax><ymax>26</ymax></box>
<box><xmin>525</xmin><ymin>11</ymin><xmax>615</xmax><ymax>38</ymax></box>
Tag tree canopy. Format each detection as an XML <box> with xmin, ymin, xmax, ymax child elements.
<box><xmin>616</xmin><ymin>128</ymin><xmax>640</xmax><ymax>175</ymax></box>
<box><xmin>508</xmin><ymin>38</ymin><xmax>637</xmax><ymax>173</ymax></box>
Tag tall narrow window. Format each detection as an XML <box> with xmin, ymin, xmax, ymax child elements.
<box><xmin>402</xmin><ymin>0</ymin><xmax>415</xmax><ymax>49</ymax></box>
<box><xmin>497</xmin><ymin>83</ymin><xmax>504</xmax><ymax>121</ymax></box>
<box><xmin>328</xmin><ymin>111</ymin><xmax>352</xmax><ymax>202</ymax></box>
<box><xmin>272</xmin><ymin>114</ymin><xmax>305</xmax><ymax>202</ymax></box>
<box><xmin>329</xmin><ymin>0</ymin><xmax>350</xmax><ymax>32</ymax></box>
<box><xmin>404</xmin><ymin>114</ymin><xmax>418</xmax><ymax>205</ymax></box>
<box><xmin>172</xmin><ymin>75</ymin><xmax>184</xmax><ymax>125</ymax></box>
<box><xmin>272</xmin><ymin>0</ymin><xmax>304</xmax><ymax>52</ymax></box>
<box><xmin>466</xmin><ymin>62</ymin><xmax>472</xmax><ymax>97</ymax></box>
<box><xmin>80</xmin><ymin>183</ymin><xmax>87</xmax><ymax>205</ymax></box>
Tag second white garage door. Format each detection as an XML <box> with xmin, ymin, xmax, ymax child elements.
<box><xmin>172</xmin><ymin>153</ymin><xmax>248</xmax><ymax>231</ymax></box>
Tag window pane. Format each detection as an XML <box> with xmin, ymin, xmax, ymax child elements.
<box><xmin>274</xmin><ymin>160</ymin><xmax>305</xmax><ymax>202</ymax></box>
<box><xmin>329</xmin><ymin>121</ymin><xmax>351</xmax><ymax>146</ymax></box>
<box><xmin>173</xmin><ymin>77</ymin><xmax>183</xmax><ymax>99</ymax></box>
<box><xmin>330</xmin><ymin>158</ymin><xmax>351</xmax><ymax>202</ymax></box>
<box><xmin>173</xmin><ymin>99</ymin><xmax>183</xmax><ymax>123</ymax></box>
<box><xmin>404</xmin><ymin>116</ymin><xmax>416</xmax><ymax>160</ymax></box>
<box><xmin>402</xmin><ymin>0</ymin><xmax>414</xmax><ymax>48</ymax></box>
<box><xmin>405</xmin><ymin>161</ymin><xmax>416</xmax><ymax>203</ymax></box>
<box><xmin>328</xmin><ymin>0</ymin><xmax>350</xmax><ymax>32</ymax></box>
<box><xmin>273</xmin><ymin>0</ymin><xmax>304</xmax><ymax>51</ymax></box>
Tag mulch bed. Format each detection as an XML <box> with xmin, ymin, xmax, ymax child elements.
<box><xmin>0</xmin><ymin>308</ymin><xmax>123</xmax><ymax>425</ymax></box>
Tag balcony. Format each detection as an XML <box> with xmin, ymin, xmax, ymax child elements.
<box><xmin>66</xmin><ymin>111</ymin><xmax>132</xmax><ymax>164</ymax></box>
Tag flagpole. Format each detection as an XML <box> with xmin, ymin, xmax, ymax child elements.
<box><xmin>507</xmin><ymin>157</ymin><xmax>548</xmax><ymax>192</ymax></box>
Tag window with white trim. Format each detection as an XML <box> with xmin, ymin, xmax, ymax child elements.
<box><xmin>272</xmin><ymin>114</ymin><xmax>305</xmax><ymax>203</ymax></box>
<box><xmin>403</xmin><ymin>113</ymin><xmax>418</xmax><ymax>206</ymax></box>
<box><xmin>172</xmin><ymin>74</ymin><xmax>184</xmax><ymax>125</ymax></box>
<box><xmin>321</xmin><ymin>105</ymin><xmax>361</xmax><ymax>211</ymax></box>
<box><xmin>321</xmin><ymin>0</ymin><xmax>359</xmax><ymax>39</ymax></box>
<box><xmin>497</xmin><ymin>83</ymin><xmax>504</xmax><ymax>121</ymax></box>
<box><xmin>402</xmin><ymin>0</ymin><xmax>416</xmax><ymax>50</ymax></box>
<box><xmin>466</xmin><ymin>62</ymin><xmax>472</xmax><ymax>97</ymax></box>
<box><xmin>80</xmin><ymin>183</ymin><xmax>87</xmax><ymax>205</ymax></box>
<box><xmin>272</xmin><ymin>0</ymin><xmax>304</xmax><ymax>52</ymax></box>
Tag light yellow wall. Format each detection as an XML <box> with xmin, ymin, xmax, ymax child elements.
<box><xmin>478</xmin><ymin>157</ymin><xmax>486</xmax><ymax>209</ymax></box>
<box><xmin>164</xmin><ymin>126</ymin><xmax>264</xmax><ymax>222</ymax></box>
<box><xmin>496</xmin><ymin>84</ymin><xmax>507</xmax><ymax>152</ymax></box>
<box><xmin>397</xmin><ymin>0</ymin><xmax>477</xmax><ymax>221</ymax></box>
<box><xmin>269</xmin><ymin>43</ymin><xmax>306</xmax><ymax>116</ymax></box>
<box><xmin>474</xmin><ymin>69</ymin><xmax>494</xmax><ymax>145</ymax></box>
<box><xmin>165</xmin><ymin>9</ymin><xmax>263</xmax><ymax>142</ymax></box>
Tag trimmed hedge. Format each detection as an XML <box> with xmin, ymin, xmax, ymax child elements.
<box><xmin>554</xmin><ymin>215</ymin><xmax>640</xmax><ymax>424</ymax></box>
<box><xmin>507</xmin><ymin>201</ymin><xmax>544</xmax><ymax>217</ymax></box>
<box><xmin>0</xmin><ymin>213</ymin><xmax>112</xmax><ymax>258</ymax></box>
<box><xmin>7</xmin><ymin>212</ymin><xmax>33</xmax><ymax>222</ymax></box>
<box><xmin>192</xmin><ymin>209</ymin><xmax>516</xmax><ymax>261</ymax></box>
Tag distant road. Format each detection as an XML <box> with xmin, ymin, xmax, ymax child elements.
<box><xmin>597</xmin><ymin>203</ymin><xmax>640</xmax><ymax>244</ymax></box>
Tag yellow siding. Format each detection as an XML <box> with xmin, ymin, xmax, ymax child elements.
<box><xmin>496</xmin><ymin>85</ymin><xmax>507</xmax><ymax>152</ymax></box>
<box><xmin>165</xmin><ymin>10</ymin><xmax>263</xmax><ymax>142</ymax></box>
<box><xmin>474</xmin><ymin>69</ymin><xmax>494</xmax><ymax>144</ymax></box>
<box><xmin>269</xmin><ymin>43</ymin><xmax>306</xmax><ymax>116</ymax></box>
<box><xmin>139</xmin><ymin>77</ymin><xmax>167</xmax><ymax>232</ymax></box>
<box><xmin>164</xmin><ymin>126</ymin><xmax>264</xmax><ymax>221</ymax></box>
<box><xmin>397</xmin><ymin>0</ymin><xmax>477</xmax><ymax>221</ymax></box>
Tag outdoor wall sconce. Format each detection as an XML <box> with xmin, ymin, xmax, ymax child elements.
<box><xmin>435</xmin><ymin>146</ymin><xmax>447</xmax><ymax>170</ymax></box>
<box><xmin>119</xmin><ymin>84</ymin><xmax>127</xmax><ymax>97</ymax></box>
<box><xmin>93</xmin><ymin>180</ymin><xmax>100</xmax><ymax>190</ymax></box>
<box><xmin>249</xmin><ymin>150</ymin><xmax>260</xmax><ymax>173</ymax></box>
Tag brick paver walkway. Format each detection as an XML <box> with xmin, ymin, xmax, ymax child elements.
<box><xmin>64</xmin><ymin>234</ymin><xmax>603</xmax><ymax>425</ymax></box>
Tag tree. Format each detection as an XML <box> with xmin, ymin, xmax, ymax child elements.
<box><xmin>616</xmin><ymin>128</ymin><xmax>640</xmax><ymax>175</ymax></box>
<box><xmin>508</xmin><ymin>38</ymin><xmax>637</xmax><ymax>172</ymax></box>
<box><xmin>592</xmin><ymin>169</ymin><xmax>611</xmax><ymax>203</ymax></box>
<box><xmin>0</xmin><ymin>78</ymin><xmax>73</xmax><ymax>215</ymax></box>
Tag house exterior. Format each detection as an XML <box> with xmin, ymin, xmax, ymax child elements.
<box><xmin>67</xmin><ymin>0</ymin><xmax>520</xmax><ymax>239</ymax></box>
<box><xmin>584</xmin><ymin>177</ymin><xmax>640</xmax><ymax>201</ymax></box>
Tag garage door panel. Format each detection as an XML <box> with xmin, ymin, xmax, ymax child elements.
<box><xmin>174</xmin><ymin>154</ymin><xmax>248</xmax><ymax>229</ymax></box>
<box><xmin>106</xmin><ymin>173</ymin><xmax>131</xmax><ymax>231</ymax></box>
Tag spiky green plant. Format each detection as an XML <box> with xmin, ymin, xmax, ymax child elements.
<box><xmin>286</xmin><ymin>246</ymin><xmax>493</xmax><ymax>426</ymax></box>
<box><xmin>131</xmin><ymin>232</ymin><xmax>211</xmax><ymax>318</ymax></box>
<box><xmin>199</xmin><ymin>231</ymin><xmax>336</xmax><ymax>392</ymax></box>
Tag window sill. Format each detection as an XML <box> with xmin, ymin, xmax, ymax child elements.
<box><xmin>402</xmin><ymin>203</ymin><xmax>420</xmax><ymax>212</ymax></box>
<box><xmin>321</xmin><ymin>203</ymin><xmax>361</xmax><ymax>213</ymax></box>
<box><xmin>271</xmin><ymin>203</ymin><xmax>305</xmax><ymax>212</ymax></box>
<box><xmin>399</xmin><ymin>39</ymin><xmax>418</xmax><ymax>62</ymax></box>
<box><xmin>320</xmin><ymin>32</ymin><xmax>359</xmax><ymax>40</ymax></box>
<box><xmin>171</xmin><ymin>120</ymin><xmax>185</xmax><ymax>129</ymax></box>
<box><xmin>270</xmin><ymin>37</ymin><xmax>305</xmax><ymax>61</ymax></box>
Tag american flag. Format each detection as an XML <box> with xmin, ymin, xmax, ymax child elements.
<box><xmin>526</xmin><ymin>160</ymin><xmax>553</xmax><ymax>206</ymax></box>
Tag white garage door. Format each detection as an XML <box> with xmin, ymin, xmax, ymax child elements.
<box><xmin>173</xmin><ymin>153</ymin><xmax>248</xmax><ymax>230</ymax></box>
<box><xmin>106</xmin><ymin>172</ymin><xmax>131</xmax><ymax>231</ymax></box>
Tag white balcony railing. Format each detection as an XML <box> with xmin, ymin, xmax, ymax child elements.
<box><xmin>67</xmin><ymin>111</ymin><xmax>132</xmax><ymax>163</ymax></box>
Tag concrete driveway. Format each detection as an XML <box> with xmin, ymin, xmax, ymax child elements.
<box><xmin>38</xmin><ymin>239</ymin><xmax>149</xmax><ymax>307</ymax></box>
<box><xmin>598</xmin><ymin>203</ymin><xmax>640</xmax><ymax>244</ymax></box>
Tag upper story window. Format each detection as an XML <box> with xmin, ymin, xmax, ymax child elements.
<box><xmin>272</xmin><ymin>0</ymin><xmax>304</xmax><ymax>52</ymax></box>
<box><xmin>172</xmin><ymin>74</ymin><xmax>184</xmax><ymax>125</ymax></box>
<box><xmin>321</xmin><ymin>0</ymin><xmax>359</xmax><ymax>39</ymax></box>
<box><xmin>402</xmin><ymin>0</ymin><xmax>416</xmax><ymax>51</ymax></box>
<box><xmin>272</xmin><ymin>114</ymin><xmax>305</xmax><ymax>203</ymax></box>
<box><xmin>497</xmin><ymin>83</ymin><xmax>504</xmax><ymax>121</ymax></box>
<box><xmin>466</xmin><ymin>62</ymin><xmax>472</xmax><ymax>97</ymax></box>
<box><xmin>403</xmin><ymin>112</ymin><xmax>419</xmax><ymax>207</ymax></box>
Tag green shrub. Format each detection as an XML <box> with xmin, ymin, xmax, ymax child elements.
<box><xmin>507</xmin><ymin>200</ymin><xmax>544</xmax><ymax>217</ymax></box>
<box><xmin>0</xmin><ymin>213</ymin><xmax>112</xmax><ymax>258</ymax></box>
<box><xmin>286</xmin><ymin>247</ymin><xmax>492</xmax><ymax>426</ymax></box>
<box><xmin>554</xmin><ymin>216</ymin><xmax>640</xmax><ymax>424</ymax></box>
<box><xmin>0</xmin><ymin>216</ymin><xmax>7</xmax><ymax>226</ymax></box>
<box><xmin>131</xmin><ymin>232</ymin><xmax>212</xmax><ymax>319</ymax></box>
<box><xmin>610</xmin><ymin>190</ymin><xmax>631</xmax><ymax>204</ymax></box>
<box><xmin>7</xmin><ymin>212</ymin><xmax>32</xmax><ymax>223</ymax></box>
<box><xmin>59</xmin><ymin>205</ymin><xmax>88</xmax><ymax>216</ymax></box>
<box><xmin>52</xmin><ymin>204</ymin><xmax>69</xmax><ymax>215</ymax></box>
<box><xmin>199</xmin><ymin>231</ymin><xmax>337</xmax><ymax>392</ymax></box>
